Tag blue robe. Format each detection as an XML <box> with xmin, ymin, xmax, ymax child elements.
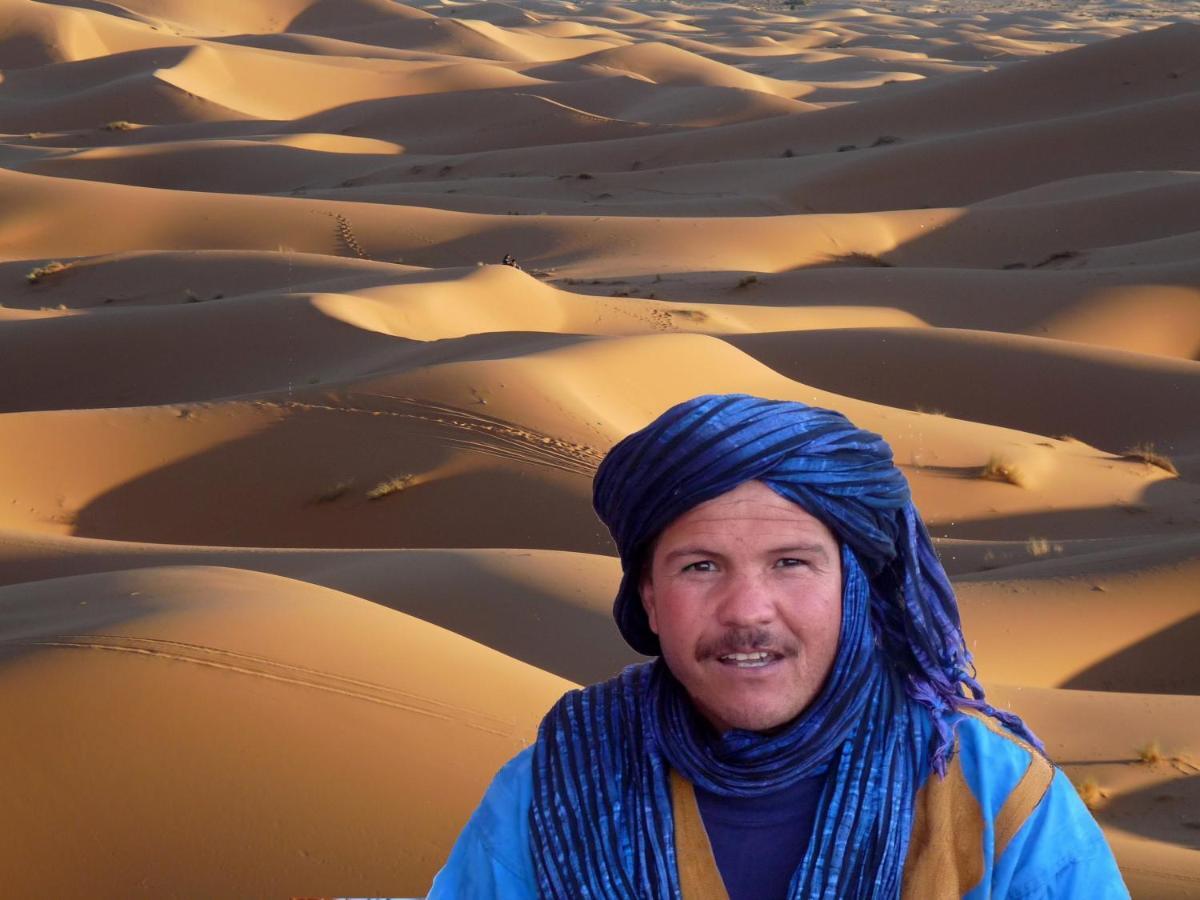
<box><xmin>428</xmin><ymin>710</ymin><xmax>1128</xmax><ymax>899</ymax></box>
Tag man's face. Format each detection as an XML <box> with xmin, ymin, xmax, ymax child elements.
<box><xmin>640</xmin><ymin>480</ymin><xmax>843</xmax><ymax>734</ymax></box>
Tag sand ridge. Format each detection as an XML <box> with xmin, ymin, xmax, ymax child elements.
<box><xmin>1</xmin><ymin>0</ymin><xmax>1198</xmax><ymax>895</ymax></box>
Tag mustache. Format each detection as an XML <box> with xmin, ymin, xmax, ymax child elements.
<box><xmin>695</xmin><ymin>628</ymin><xmax>798</xmax><ymax>661</ymax></box>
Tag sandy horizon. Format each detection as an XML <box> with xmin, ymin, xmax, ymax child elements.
<box><xmin>1</xmin><ymin>0</ymin><xmax>1198</xmax><ymax>895</ymax></box>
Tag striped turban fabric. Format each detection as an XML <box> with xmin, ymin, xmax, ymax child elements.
<box><xmin>530</xmin><ymin>394</ymin><xmax>1042</xmax><ymax>899</ymax></box>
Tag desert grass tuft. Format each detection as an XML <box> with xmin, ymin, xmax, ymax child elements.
<box><xmin>981</xmin><ymin>454</ymin><xmax>1029</xmax><ymax>487</ymax></box>
<box><xmin>1137</xmin><ymin>740</ymin><xmax>1163</xmax><ymax>764</ymax></box>
<box><xmin>366</xmin><ymin>474</ymin><xmax>416</xmax><ymax>500</ymax></box>
<box><xmin>26</xmin><ymin>261</ymin><xmax>71</xmax><ymax>284</ymax></box>
<box><xmin>1073</xmin><ymin>778</ymin><xmax>1107</xmax><ymax>811</ymax></box>
<box><xmin>1026</xmin><ymin>537</ymin><xmax>1052</xmax><ymax>557</ymax></box>
<box><xmin>830</xmin><ymin>251</ymin><xmax>894</xmax><ymax>268</ymax></box>
<box><xmin>736</xmin><ymin>274</ymin><xmax>759</xmax><ymax>288</ymax></box>
<box><xmin>1121</xmin><ymin>443</ymin><xmax>1179</xmax><ymax>476</ymax></box>
<box><xmin>335</xmin><ymin>214</ymin><xmax>368</xmax><ymax>260</ymax></box>
<box><xmin>102</xmin><ymin>120</ymin><xmax>136</xmax><ymax>132</ymax></box>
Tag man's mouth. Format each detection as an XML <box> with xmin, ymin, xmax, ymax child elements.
<box><xmin>717</xmin><ymin>651</ymin><xmax>777</xmax><ymax>668</ymax></box>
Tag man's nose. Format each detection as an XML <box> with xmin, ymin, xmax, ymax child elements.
<box><xmin>715</xmin><ymin>570</ymin><xmax>776</xmax><ymax>627</ymax></box>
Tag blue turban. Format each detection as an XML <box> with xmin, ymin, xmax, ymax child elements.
<box><xmin>597</xmin><ymin>393</ymin><xmax>910</xmax><ymax>657</ymax></box>
<box><xmin>529</xmin><ymin>394</ymin><xmax>1042</xmax><ymax>899</ymax></box>
<box><xmin>593</xmin><ymin>393</ymin><xmax>1036</xmax><ymax>754</ymax></box>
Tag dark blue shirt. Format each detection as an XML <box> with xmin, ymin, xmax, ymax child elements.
<box><xmin>694</xmin><ymin>775</ymin><xmax>826</xmax><ymax>900</ymax></box>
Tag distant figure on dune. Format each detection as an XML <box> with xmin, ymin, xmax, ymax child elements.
<box><xmin>429</xmin><ymin>395</ymin><xmax>1129</xmax><ymax>899</ymax></box>
<box><xmin>501</xmin><ymin>253</ymin><xmax>522</xmax><ymax>270</ymax></box>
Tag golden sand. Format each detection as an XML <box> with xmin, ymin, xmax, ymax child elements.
<box><xmin>1</xmin><ymin>0</ymin><xmax>1198</xmax><ymax>895</ymax></box>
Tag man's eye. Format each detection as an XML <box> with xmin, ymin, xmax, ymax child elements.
<box><xmin>776</xmin><ymin>558</ymin><xmax>806</xmax><ymax>568</ymax></box>
<box><xmin>682</xmin><ymin>561</ymin><xmax>716</xmax><ymax>573</ymax></box>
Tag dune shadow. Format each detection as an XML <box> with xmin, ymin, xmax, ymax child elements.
<box><xmin>723</xmin><ymin>328</ymin><xmax>1200</xmax><ymax>454</ymax></box>
<box><xmin>1103</xmin><ymin>775</ymin><xmax>1200</xmax><ymax>850</ymax></box>
<box><xmin>1062</xmin><ymin>613</ymin><xmax>1200</xmax><ymax>695</ymax></box>
<box><xmin>0</xmin><ymin>297</ymin><xmax>413</xmax><ymax>413</ymax></box>
<box><xmin>298</xmin><ymin>551</ymin><xmax>637</xmax><ymax>683</ymax></box>
<box><xmin>70</xmin><ymin>399</ymin><xmax>610</xmax><ymax>553</ymax></box>
<box><xmin>923</xmin><ymin>472</ymin><xmax>1200</xmax><ymax>541</ymax></box>
<box><xmin>0</xmin><ymin>542</ymin><xmax>634</xmax><ymax>684</ymax></box>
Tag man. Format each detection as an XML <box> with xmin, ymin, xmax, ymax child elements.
<box><xmin>429</xmin><ymin>394</ymin><xmax>1128</xmax><ymax>898</ymax></box>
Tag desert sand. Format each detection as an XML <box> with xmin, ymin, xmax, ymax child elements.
<box><xmin>0</xmin><ymin>0</ymin><xmax>1198</xmax><ymax>895</ymax></box>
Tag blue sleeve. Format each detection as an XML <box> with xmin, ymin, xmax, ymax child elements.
<box><xmin>426</xmin><ymin>747</ymin><xmax>538</xmax><ymax>899</ymax></box>
<box><xmin>993</xmin><ymin>769</ymin><xmax>1130</xmax><ymax>900</ymax></box>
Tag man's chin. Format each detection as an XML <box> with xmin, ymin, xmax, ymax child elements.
<box><xmin>695</xmin><ymin>696</ymin><xmax>802</xmax><ymax>735</ymax></box>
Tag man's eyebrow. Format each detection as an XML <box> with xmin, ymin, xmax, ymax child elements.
<box><xmin>768</xmin><ymin>544</ymin><xmax>828</xmax><ymax>557</ymax></box>
<box><xmin>662</xmin><ymin>546</ymin><xmax>723</xmax><ymax>562</ymax></box>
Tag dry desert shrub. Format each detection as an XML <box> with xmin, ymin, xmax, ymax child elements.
<box><xmin>735</xmin><ymin>275</ymin><xmax>759</xmax><ymax>288</ymax></box>
<box><xmin>102</xmin><ymin>120</ymin><xmax>136</xmax><ymax>132</ymax></box>
<box><xmin>1137</xmin><ymin>740</ymin><xmax>1163</xmax><ymax>765</ymax></box>
<box><xmin>1026</xmin><ymin>537</ymin><xmax>1063</xmax><ymax>557</ymax></box>
<box><xmin>831</xmin><ymin>251</ymin><xmax>894</xmax><ymax>268</ymax></box>
<box><xmin>981</xmin><ymin>454</ymin><xmax>1029</xmax><ymax>487</ymax></box>
<box><xmin>26</xmin><ymin>261</ymin><xmax>71</xmax><ymax>284</ymax></box>
<box><xmin>1073</xmin><ymin>778</ymin><xmax>1107</xmax><ymax>811</ymax></box>
<box><xmin>1121</xmin><ymin>443</ymin><xmax>1179</xmax><ymax>476</ymax></box>
<box><xmin>366</xmin><ymin>474</ymin><xmax>415</xmax><ymax>500</ymax></box>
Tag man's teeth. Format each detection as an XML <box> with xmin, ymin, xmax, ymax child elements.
<box><xmin>720</xmin><ymin>652</ymin><xmax>771</xmax><ymax>667</ymax></box>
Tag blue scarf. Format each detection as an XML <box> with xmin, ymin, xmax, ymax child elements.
<box><xmin>531</xmin><ymin>394</ymin><xmax>1042</xmax><ymax>898</ymax></box>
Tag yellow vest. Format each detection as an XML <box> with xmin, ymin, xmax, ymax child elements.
<box><xmin>670</xmin><ymin>710</ymin><xmax>1055</xmax><ymax>899</ymax></box>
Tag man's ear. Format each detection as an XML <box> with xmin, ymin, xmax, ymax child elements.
<box><xmin>639</xmin><ymin>568</ymin><xmax>659</xmax><ymax>635</ymax></box>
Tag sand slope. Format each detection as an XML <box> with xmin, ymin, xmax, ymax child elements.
<box><xmin>2</xmin><ymin>0</ymin><xmax>1198</xmax><ymax>895</ymax></box>
<box><xmin>0</xmin><ymin>565</ymin><xmax>571</xmax><ymax>896</ymax></box>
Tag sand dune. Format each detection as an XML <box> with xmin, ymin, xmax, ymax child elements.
<box><xmin>15</xmin><ymin>163</ymin><xmax>1197</xmax><ymax>277</ymax></box>
<box><xmin>0</xmin><ymin>535</ymin><xmax>636</xmax><ymax>682</ymax></box>
<box><xmin>958</xmin><ymin>536</ymin><xmax>1200</xmax><ymax>693</ymax></box>
<box><xmin>526</xmin><ymin>40</ymin><xmax>790</xmax><ymax>94</ymax></box>
<box><xmin>727</xmin><ymin>326</ymin><xmax>1200</xmax><ymax>450</ymax></box>
<box><xmin>2</xmin><ymin>0</ymin><xmax>1198</xmax><ymax>895</ymax></box>
<box><xmin>0</xmin><ymin>565</ymin><xmax>570</xmax><ymax>896</ymax></box>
